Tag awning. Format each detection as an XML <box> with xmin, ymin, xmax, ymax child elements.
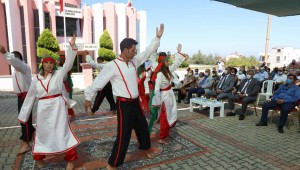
<box><xmin>213</xmin><ymin>0</ymin><xmax>300</xmax><ymax>17</ymax></box>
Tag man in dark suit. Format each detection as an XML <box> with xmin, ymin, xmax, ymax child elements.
<box><xmin>226</xmin><ymin>69</ymin><xmax>260</xmax><ymax>120</ymax></box>
<box><xmin>206</xmin><ymin>66</ymin><xmax>235</xmax><ymax>100</ymax></box>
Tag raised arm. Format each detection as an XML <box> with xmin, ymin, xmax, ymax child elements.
<box><xmin>86</xmin><ymin>54</ymin><xmax>105</xmax><ymax>69</ymax></box>
<box><xmin>0</xmin><ymin>45</ymin><xmax>29</xmax><ymax>74</ymax></box>
<box><xmin>133</xmin><ymin>24</ymin><xmax>164</xmax><ymax>66</ymax></box>
<box><xmin>60</xmin><ymin>34</ymin><xmax>78</xmax><ymax>76</ymax></box>
<box><xmin>169</xmin><ymin>43</ymin><xmax>187</xmax><ymax>72</ymax></box>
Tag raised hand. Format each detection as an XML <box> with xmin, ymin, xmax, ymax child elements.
<box><xmin>177</xmin><ymin>43</ymin><xmax>182</xmax><ymax>53</ymax></box>
<box><xmin>156</xmin><ymin>23</ymin><xmax>164</xmax><ymax>38</ymax></box>
<box><xmin>0</xmin><ymin>44</ymin><xmax>7</xmax><ymax>54</ymax></box>
<box><xmin>69</xmin><ymin>34</ymin><xmax>76</xmax><ymax>47</ymax></box>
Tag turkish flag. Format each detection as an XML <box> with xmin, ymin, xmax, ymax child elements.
<box><xmin>59</xmin><ymin>0</ymin><xmax>64</xmax><ymax>13</ymax></box>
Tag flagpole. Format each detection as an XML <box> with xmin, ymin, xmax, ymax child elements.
<box><xmin>63</xmin><ymin>0</ymin><xmax>67</xmax><ymax>49</ymax></box>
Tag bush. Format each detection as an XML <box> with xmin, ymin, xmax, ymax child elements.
<box><xmin>98</xmin><ymin>48</ymin><xmax>116</xmax><ymax>61</ymax></box>
<box><xmin>36</xmin><ymin>29</ymin><xmax>60</xmax><ymax>57</ymax></box>
<box><xmin>98</xmin><ymin>30</ymin><xmax>115</xmax><ymax>61</ymax></box>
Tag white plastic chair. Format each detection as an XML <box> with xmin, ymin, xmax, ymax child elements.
<box><xmin>256</xmin><ymin>80</ymin><xmax>275</xmax><ymax>106</ymax></box>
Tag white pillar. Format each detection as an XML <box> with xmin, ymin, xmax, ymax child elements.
<box><xmin>38</xmin><ymin>0</ymin><xmax>45</xmax><ymax>33</ymax></box>
<box><xmin>138</xmin><ymin>11</ymin><xmax>147</xmax><ymax>52</ymax></box>
<box><xmin>5</xmin><ymin>0</ymin><xmax>22</xmax><ymax>52</ymax></box>
<box><xmin>92</xmin><ymin>3</ymin><xmax>104</xmax><ymax>59</ymax></box>
<box><xmin>115</xmin><ymin>3</ymin><xmax>127</xmax><ymax>56</ymax></box>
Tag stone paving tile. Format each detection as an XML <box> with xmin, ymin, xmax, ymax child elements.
<box><xmin>1</xmin><ymin>93</ymin><xmax>300</xmax><ymax>169</ymax></box>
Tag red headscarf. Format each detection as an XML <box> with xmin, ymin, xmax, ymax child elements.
<box><xmin>42</xmin><ymin>56</ymin><xmax>55</xmax><ymax>63</ymax></box>
<box><xmin>151</xmin><ymin>55</ymin><xmax>169</xmax><ymax>82</ymax></box>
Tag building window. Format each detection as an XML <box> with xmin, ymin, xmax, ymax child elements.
<box><xmin>20</xmin><ymin>6</ymin><xmax>27</xmax><ymax>63</ymax></box>
<box><xmin>277</xmin><ymin>49</ymin><xmax>281</xmax><ymax>53</ymax></box>
<box><xmin>103</xmin><ymin>17</ymin><xmax>106</xmax><ymax>30</ymax></box>
<box><xmin>284</xmin><ymin>56</ymin><xmax>287</xmax><ymax>61</ymax></box>
<box><xmin>44</xmin><ymin>12</ymin><xmax>51</xmax><ymax>29</ymax></box>
<box><xmin>276</xmin><ymin>56</ymin><xmax>280</xmax><ymax>63</ymax></box>
<box><xmin>56</xmin><ymin>17</ymin><xmax>81</xmax><ymax>36</ymax></box>
<box><xmin>33</xmin><ymin>10</ymin><xmax>41</xmax><ymax>66</ymax></box>
<box><xmin>261</xmin><ymin>56</ymin><xmax>265</xmax><ymax>62</ymax></box>
<box><xmin>91</xmin><ymin>17</ymin><xmax>94</xmax><ymax>43</ymax></box>
<box><xmin>55</xmin><ymin>2</ymin><xmax>78</xmax><ymax>8</ymax></box>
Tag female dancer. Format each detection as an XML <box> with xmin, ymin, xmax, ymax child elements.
<box><xmin>18</xmin><ymin>35</ymin><xmax>79</xmax><ymax>169</ymax></box>
<box><xmin>151</xmin><ymin>44</ymin><xmax>187</xmax><ymax>144</ymax></box>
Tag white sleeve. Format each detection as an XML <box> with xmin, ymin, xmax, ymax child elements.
<box><xmin>169</xmin><ymin>53</ymin><xmax>186</xmax><ymax>73</ymax></box>
<box><xmin>3</xmin><ymin>52</ymin><xmax>29</xmax><ymax>74</ymax></box>
<box><xmin>149</xmin><ymin>53</ymin><xmax>158</xmax><ymax>70</ymax></box>
<box><xmin>86</xmin><ymin>55</ymin><xmax>105</xmax><ymax>69</ymax></box>
<box><xmin>84</xmin><ymin>62</ymin><xmax>114</xmax><ymax>101</ymax></box>
<box><xmin>18</xmin><ymin>79</ymin><xmax>37</xmax><ymax>123</ymax></box>
<box><xmin>58</xmin><ymin>43</ymin><xmax>78</xmax><ymax>78</ymax></box>
<box><xmin>132</xmin><ymin>37</ymin><xmax>160</xmax><ymax>67</ymax></box>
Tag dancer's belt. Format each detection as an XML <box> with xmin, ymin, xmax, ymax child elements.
<box><xmin>160</xmin><ymin>85</ymin><xmax>172</xmax><ymax>91</ymax></box>
<box><xmin>116</xmin><ymin>97</ymin><xmax>139</xmax><ymax>102</ymax></box>
<box><xmin>39</xmin><ymin>94</ymin><xmax>62</xmax><ymax>100</ymax></box>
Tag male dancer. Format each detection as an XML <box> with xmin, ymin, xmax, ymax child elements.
<box><xmin>85</xmin><ymin>51</ymin><xmax>117</xmax><ymax>114</ymax></box>
<box><xmin>85</xmin><ymin>24</ymin><xmax>164</xmax><ymax>170</ymax></box>
<box><xmin>0</xmin><ymin>45</ymin><xmax>35</xmax><ymax>154</ymax></box>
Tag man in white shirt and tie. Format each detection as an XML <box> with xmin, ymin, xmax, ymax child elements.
<box><xmin>226</xmin><ymin>69</ymin><xmax>260</xmax><ymax>120</ymax></box>
<box><xmin>84</xmin><ymin>24</ymin><xmax>164</xmax><ymax>170</ymax></box>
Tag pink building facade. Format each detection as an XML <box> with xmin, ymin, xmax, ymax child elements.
<box><xmin>0</xmin><ymin>0</ymin><xmax>147</xmax><ymax>90</ymax></box>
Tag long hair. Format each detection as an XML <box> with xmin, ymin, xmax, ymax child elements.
<box><xmin>160</xmin><ymin>64</ymin><xmax>173</xmax><ymax>81</ymax></box>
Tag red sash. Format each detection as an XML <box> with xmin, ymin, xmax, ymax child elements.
<box><xmin>160</xmin><ymin>85</ymin><xmax>172</xmax><ymax>91</ymax></box>
<box><xmin>39</xmin><ymin>94</ymin><xmax>62</xmax><ymax>100</ymax></box>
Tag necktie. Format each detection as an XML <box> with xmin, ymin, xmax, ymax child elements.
<box><xmin>241</xmin><ymin>80</ymin><xmax>250</xmax><ymax>93</ymax></box>
<box><xmin>218</xmin><ymin>75</ymin><xmax>227</xmax><ymax>89</ymax></box>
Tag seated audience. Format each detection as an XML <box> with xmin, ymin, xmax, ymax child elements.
<box><xmin>205</xmin><ymin>66</ymin><xmax>235</xmax><ymax>100</ymax></box>
<box><xmin>226</xmin><ymin>69</ymin><xmax>260</xmax><ymax>120</ymax></box>
<box><xmin>256</xmin><ymin>74</ymin><xmax>300</xmax><ymax>133</ymax></box>
<box><xmin>184</xmin><ymin>69</ymin><xmax>214</xmax><ymax>104</ymax></box>
<box><xmin>273</xmin><ymin>67</ymin><xmax>287</xmax><ymax>91</ymax></box>
<box><xmin>180</xmin><ymin>69</ymin><xmax>196</xmax><ymax>99</ymax></box>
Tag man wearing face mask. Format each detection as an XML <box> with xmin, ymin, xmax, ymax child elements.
<box><xmin>226</xmin><ymin>70</ymin><xmax>260</xmax><ymax>120</ymax></box>
<box><xmin>273</xmin><ymin>67</ymin><xmax>287</xmax><ymax>91</ymax></box>
<box><xmin>256</xmin><ymin>74</ymin><xmax>300</xmax><ymax>133</ymax></box>
<box><xmin>287</xmin><ymin>59</ymin><xmax>300</xmax><ymax>75</ymax></box>
<box><xmin>184</xmin><ymin>69</ymin><xmax>214</xmax><ymax>104</ymax></box>
<box><xmin>253</xmin><ymin>66</ymin><xmax>269</xmax><ymax>83</ymax></box>
<box><xmin>206</xmin><ymin>66</ymin><xmax>235</xmax><ymax>100</ymax></box>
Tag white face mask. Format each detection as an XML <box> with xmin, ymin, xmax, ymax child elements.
<box><xmin>188</xmin><ymin>73</ymin><xmax>192</xmax><ymax>76</ymax></box>
<box><xmin>223</xmin><ymin>70</ymin><xmax>227</xmax><ymax>74</ymax></box>
<box><xmin>278</xmin><ymin>71</ymin><xmax>283</xmax><ymax>75</ymax></box>
<box><xmin>246</xmin><ymin>74</ymin><xmax>251</xmax><ymax>79</ymax></box>
<box><xmin>204</xmin><ymin>72</ymin><xmax>209</xmax><ymax>76</ymax></box>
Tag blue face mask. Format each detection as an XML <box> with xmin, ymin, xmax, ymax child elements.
<box><xmin>285</xmin><ymin>79</ymin><xmax>292</xmax><ymax>84</ymax></box>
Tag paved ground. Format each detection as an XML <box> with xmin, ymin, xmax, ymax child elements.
<box><xmin>1</xmin><ymin>91</ymin><xmax>300</xmax><ymax>170</ymax></box>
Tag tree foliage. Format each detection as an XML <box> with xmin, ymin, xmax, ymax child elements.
<box><xmin>98</xmin><ymin>30</ymin><xmax>115</xmax><ymax>61</ymax></box>
<box><xmin>188</xmin><ymin>50</ymin><xmax>219</xmax><ymax>65</ymax></box>
<box><xmin>36</xmin><ymin>29</ymin><xmax>60</xmax><ymax>59</ymax></box>
<box><xmin>226</xmin><ymin>55</ymin><xmax>259</xmax><ymax>68</ymax></box>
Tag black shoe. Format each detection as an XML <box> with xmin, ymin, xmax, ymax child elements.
<box><xmin>184</xmin><ymin>100</ymin><xmax>189</xmax><ymax>104</ymax></box>
<box><xmin>278</xmin><ymin>126</ymin><xmax>284</xmax><ymax>133</ymax></box>
<box><xmin>226</xmin><ymin>112</ymin><xmax>236</xmax><ymax>116</ymax></box>
<box><xmin>256</xmin><ymin>121</ymin><xmax>268</xmax><ymax>126</ymax></box>
<box><xmin>239</xmin><ymin>114</ymin><xmax>245</xmax><ymax>120</ymax></box>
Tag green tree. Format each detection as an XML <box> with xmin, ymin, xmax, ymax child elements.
<box><xmin>226</xmin><ymin>55</ymin><xmax>259</xmax><ymax>68</ymax></box>
<box><xmin>98</xmin><ymin>30</ymin><xmax>116</xmax><ymax>61</ymax></box>
<box><xmin>36</xmin><ymin>29</ymin><xmax>60</xmax><ymax>60</ymax></box>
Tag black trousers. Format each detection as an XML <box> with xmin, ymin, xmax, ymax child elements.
<box><xmin>18</xmin><ymin>96</ymin><xmax>35</xmax><ymax>142</ymax></box>
<box><xmin>91</xmin><ymin>82</ymin><xmax>117</xmax><ymax>112</ymax></box>
<box><xmin>228</xmin><ymin>94</ymin><xmax>256</xmax><ymax>115</ymax></box>
<box><xmin>108</xmin><ymin>98</ymin><xmax>151</xmax><ymax>167</ymax></box>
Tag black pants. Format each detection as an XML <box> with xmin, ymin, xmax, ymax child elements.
<box><xmin>108</xmin><ymin>98</ymin><xmax>151</xmax><ymax>167</ymax></box>
<box><xmin>18</xmin><ymin>96</ymin><xmax>35</xmax><ymax>142</ymax></box>
<box><xmin>91</xmin><ymin>82</ymin><xmax>117</xmax><ymax>112</ymax></box>
<box><xmin>228</xmin><ymin>95</ymin><xmax>256</xmax><ymax>115</ymax></box>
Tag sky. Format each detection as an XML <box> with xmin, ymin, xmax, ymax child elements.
<box><xmin>81</xmin><ymin>0</ymin><xmax>300</xmax><ymax>58</ymax></box>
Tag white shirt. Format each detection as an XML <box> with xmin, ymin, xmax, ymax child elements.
<box><xmin>4</xmin><ymin>52</ymin><xmax>31</xmax><ymax>94</ymax></box>
<box><xmin>85</xmin><ymin>37</ymin><xmax>160</xmax><ymax>101</ymax></box>
<box><xmin>86</xmin><ymin>55</ymin><xmax>105</xmax><ymax>70</ymax></box>
<box><xmin>273</xmin><ymin>74</ymin><xmax>287</xmax><ymax>83</ymax></box>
